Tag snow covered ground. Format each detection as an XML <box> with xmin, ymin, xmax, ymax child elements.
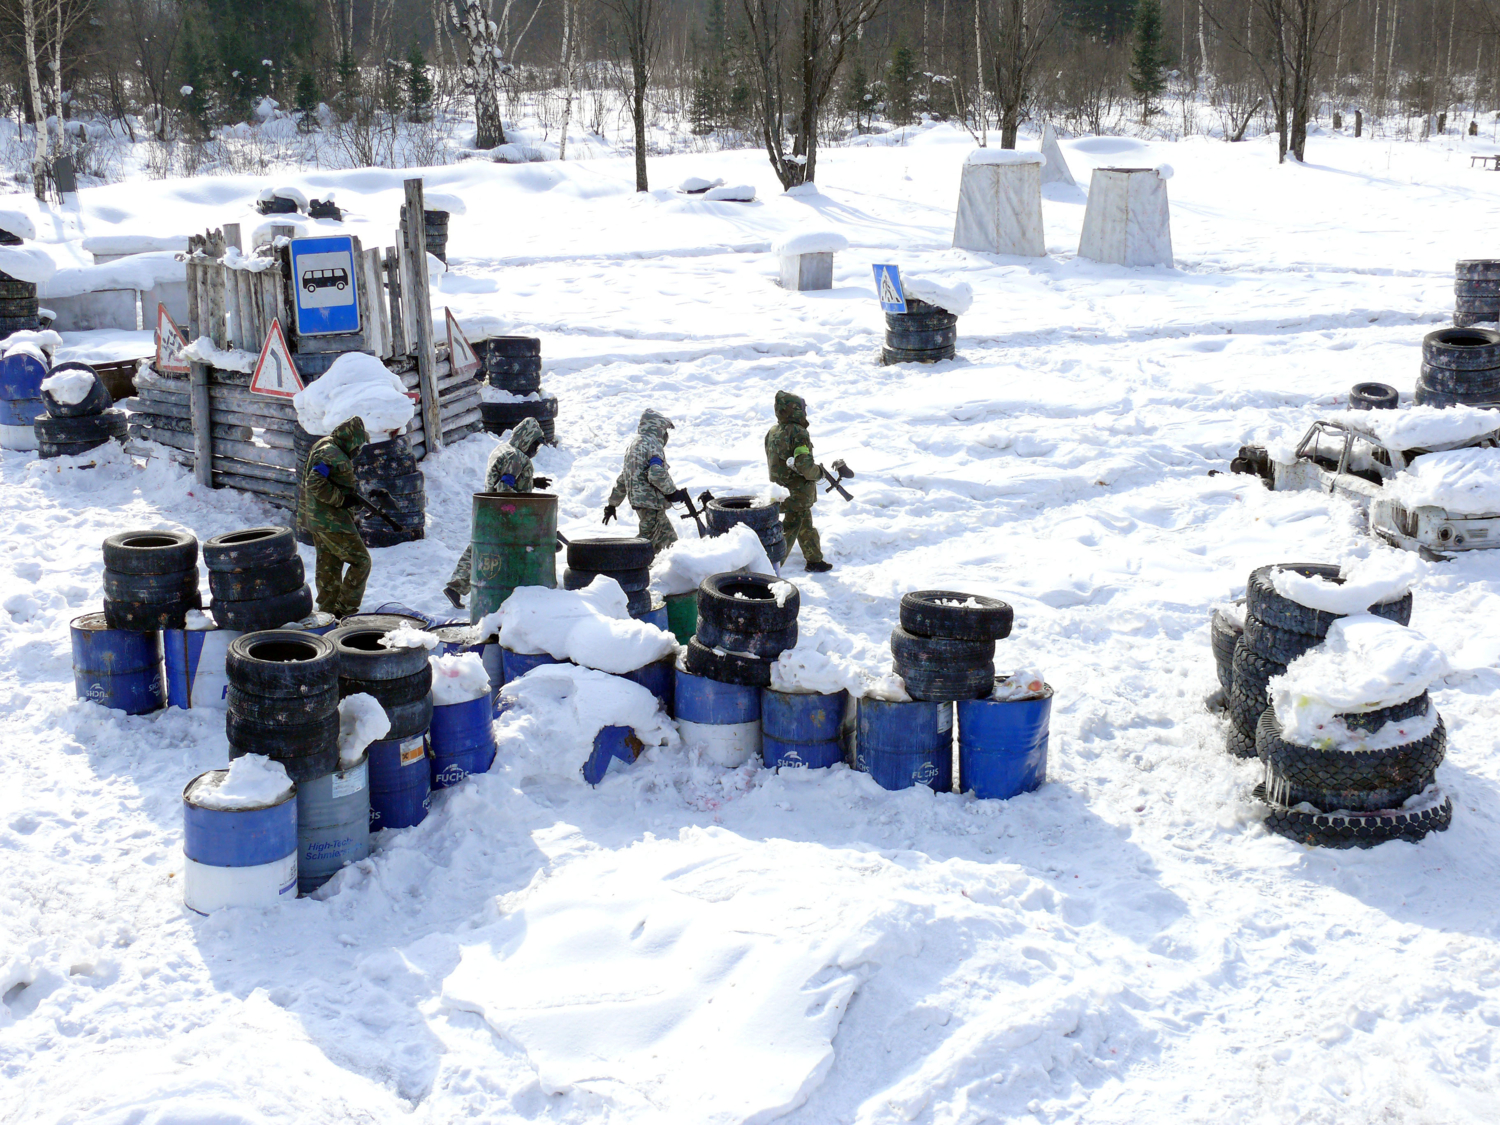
<box><xmin>5</xmin><ymin>126</ymin><xmax>1500</xmax><ymax>1123</ymax></box>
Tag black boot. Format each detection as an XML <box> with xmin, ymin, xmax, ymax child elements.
<box><xmin>805</xmin><ymin>560</ymin><xmax>833</xmax><ymax>573</ymax></box>
<box><xmin>443</xmin><ymin>583</ymin><xmax>464</xmax><ymax>609</ymax></box>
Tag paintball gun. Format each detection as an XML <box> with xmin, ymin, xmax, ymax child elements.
<box><xmin>673</xmin><ymin>488</ymin><xmax>710</xmax><ymax>538</ymax></box>
<box><xmin>346</xmin><ymin>487</ymin><xmax>403</xmax><ymax>531</ymax></box>
<box><xmin>821</xmin><ymin>459</ymin><xmax>855</xmax><ymax>502</ymax></box>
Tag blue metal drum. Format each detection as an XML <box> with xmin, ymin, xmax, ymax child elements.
<box><xmin>0</xmin><ymin>350</ymin><xmax>47</xmax><ymax>451</ymax></box>
<box><xmin>583</xmin><ymin>725</ymin><xmax>644</xmax><ymax>784</ymax></box>
<box><xmin>761</xmin><ymin>689</ymin><xmax>847</xmax><ymax>770</ymax></box>
<box><xmin>641</xmin><ymin>597</ymin><xmax>668</xmax><ymax>632</ymax></box>
<box><xmin>70</xmin><ymin>612</ymin><xmax>163</xmax><ymax>714</ymax></box>
<box><xmin>367</xmin><ymin>733</ymin><xmax>431</xmax><ymax>830</ymax></box>
<box><xmin>295</xmin><ymin>754</ymin><xmax>371</xmax><ymax>893</ymax></box>
<box><xmin>501</xmin><ymin>646</ymin><xmax>565</xmax><ymax>685</ymax></box>
<box><xmin>436</xmin><ymin>625</ymin><xmax>503</xmax><ymax>715</ymax></box>
<box><xmin>856</xmin><ymin>697</ymin><xmax>953</xmax><ymax>792</ymax></box>
<box><xmin>162</xmin><ymin>627</ymin><xmax>242</xmax><ymax>709</ymax></box>
<box><xmin>675</xmin><ymin>666</ymin><xmax>760</xmax><ymax>767</ymax></box>
<box><xmin>182</xmin><ymin>769</ymin><xmax>298</xmax><ymax>914</ymax></box>
<box><xmin>287</xmin><ymin>611</ymin><xmax>339</xmax><ymax>635</ymax></box>
<box><xmin>429</xmin><ymin>695</ymin><xmax>496</xmax><ymax>789</ymax></box>
<box><xmin>956</xmin><ymin>686</ymin><xmax>1052</xmax><ymax>800</ymax></box>
<box><xmin>619</xmin><ymin>656</ymin><xmax>675</xmax><ymax>714</ymax></box>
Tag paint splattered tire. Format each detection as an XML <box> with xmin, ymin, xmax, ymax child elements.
<box><xmin>208</xmin><ymin>557</ymin><xmax>306</xmax><ymax>602</ymax></box>
<box><xmin>882</xmin><ymin>345</ymin><xmax>956</xmax><ymax>365</ymax></box>
<box><xmin>562</xmin><ymin>566</ymin><xmax>650</xmax><ymax>593</ymax></box>
<box><xmin>698</xmin><ymin>572</ymin><xmax>798</xmax><ymax>634</ymax></box>
<box><xmin>227</xmin><ymin>710</ymin><xmax>339</xmax><ymax>768</ymax></box>
<box><xmin>1421</xmin><ymin>326</ymin><xmax>1500</xmax><ymax>370</ymax></box>
<box><xmin>1241</xmin><ymin>613</ymin><xmax>1320</xmax><ymax>665</ymax></box>
<box><xmin>102</xmin><ymin>529</ymin><xmax>198</xmax><ymax>575</ymax></box>
<box><xmin>1348</xmin><ymin>382</ymin><xmax>1398</xmax><ymax>410</ymax></box>
<box><xmin>684</xmin><ymin>636</ymin><xmax>772</xmax><ymax>687</ymax></box>
<box><xmin>342</xmin><ymin>668</ymin><xmax>433</xmax><ymax>708</ymax></box>
<box><xmin>226</xmin><ymin>631</ymin><xmax>339</xmax><ymax>698</ymax></box>
<box><xmin>1417</xmin><ymin>362</ymin><xmax>1500</xmax><ymax>395</ymax></box>
<box><xmin>101</xmin><ymin>568</ymin><xmax>201</xmax><ymax>631</ymax></box>
<box><xmin>890</xmin><ymin>625</ymin><xmax>995</xmax><ymax>702</ymax></box>
<box><xmin>1337</xmin><ymin>690</ymin><xmax>1432</xmax><ymax>735</ymax></box>
<box><xmin>694</xmin><ymin>618</ymin><xmax>797</xmax><ymax>659</ymax></box>
<box><xmin>1414</xmin><ymin>377</ymin><xmax>1500</xmax><ymax>408</ymax></box>
<box><xmin>40</xmin><ymin>365</ymin><xmax>111</xmax><ymax>417</ymax></box>
<box><xmin>1225</xmin><ymin>722</ymin><xmax>1257</xmax><ymax>759</ymax></box>
<box><xmin>331</xmin><ymin>625</ymin><xmax>432</xmax><ymax>681</ymax></box>
<box><xmin>1455</xmin><ymin>260</ymin><xmax>1500</xmax><ymax>282</ymax></box>
<box><xmin>899</xmin><ymin>590</ymin><xmax>1013</xmax><ymax>642</ymax></box>
<box><xmin>1254</xmin><ymin>708</ymin><xmax>1446</xmax><ymax>809</ymax></box>
<box><xmin>203</xmin><ymin>527</ymin><xmax>297</xmax><ymax>572</ymax></box>
<box><xmin>227</xmin><ymin>684</ymin><xmax>340</xmax><ymax>724</ymax></box>
<box><xmin>39</xmin><ymin>438</ymin><xmax>116</xmax><ymax>459</ymax></box>
<box><xmin>1210</xmin><ymin>608</ymin><xmax>1243</xmax><ymax>691</ymax></box>
<box><xmin>1257</xmin><ymin>783</ymin><xmax>1453</xmax><ymax>849</ymax></box>
<box><xmin>210</xmin><ymin>584</ymin><xmax>314</xmax><ymax>632</ymax></box>
<box><xmin>886</xmin><ymin>326</ymin><xmax>958</xmax><ymax>352</ymax></box>
<box><xmin>566</xmin><ymin>537</ymin><xmax>653</xmax><ymax>572</ymax></box>
<box><xmin>1245</xmin><ymin>564</ymin><xmax>1412</xmax><ymax>637</ymax></box>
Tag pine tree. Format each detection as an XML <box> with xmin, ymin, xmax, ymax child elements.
<box><xmin>294</xmin><ymin>72</ymin><xmax>320</xmax><ymax>133</ymax></box>
<box><xmin>406</xmin><ymin>44</ymin><xmax>433</xmax><ymax>121</ymax></box>
<box><xmin>842</xmin><ymin>62</ymin><xmax>871</xmax><ymax>132</ymax></box>
<box><xmin>690</xmin><ymin>65</ymin><xmax>723</xmax><ymax>135</ymax></box>
<box><xmin>1129</xmin><ymin>0</ymin><xmax>1169</xmax><ymax>123</ymax></box>
<box><xmin>887</xmin><ymin>45</ymin><xmax>917</xmax><ymax>126</ymax></box>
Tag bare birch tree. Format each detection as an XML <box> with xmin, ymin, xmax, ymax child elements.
<box><xmin>449</xmin><ymin>0</ymin><xmax>508</xmax><ymax>147</ymax></box>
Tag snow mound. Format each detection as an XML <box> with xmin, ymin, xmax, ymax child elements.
<box><xmin>965</xmin><ymin>148</ymin><xmax>1046</xmax><ymax>167</ymax></box>
<box><xmin>992</xmin><ymin>671</ymin><xmax>1049</xmax><ymax>700</ymax></box>
<box><xmin>678</xmin><ymin>176</ymin><xmax>724</xmax><ymax>193</ymax></box>
<box><xmin>770</xmin><ymin>636</ymin><xmax>866</xmax><ymax>696</ymax></box>
<box><xmin>904</xmin><ymin>276</ymin><xmax>973</xmax><ymax>315</ymax></box>
<box><xmin>430</xmin><ymin>651</ymin><xmax>492</xmax><ymax>705</ymax></box>
<box><xmin>493</xmin><ymin>580</ymin><xmax>677</xmax><ymax>673</ymax></box>
<box><xmin>182</xmin><ymin>337</ymin><xmax>256</xmax><ymax>374</ymax></box>
<box><xmin>191</xmin><ymin>754</ymin><xmax>293</xmax><ymax>810</ymax></box>
<box><xmin>651</xmin><ymin>525</ymin><xmax>773</xmax><ymax>597</ymax></box>
<box><xmin>772</xmin><ymin>230</ymin><xmax>849</xmax><ymax>257</ymax></box>
<box><xmin>0</xmin><ymin>210</ymin><xmax>37</xmax><ymax>240</ymax></box>
<box><xmin>81</xmin><ymin>234</ymin><xmax>188</xmax><ymax>256</ymax></box>
<box><xmin>2</xmin><ymin>329</ymin><xmax>60</xmax><ymax>357</ymax></box>
<box><xmin>1386</xmin><ymin>447</ymin><xmax>1500</xmax><ymax>514</ymax></box>
<box><xmin>1343</xmin><ymin>403</ymin><xmax>1500</xmax><ymax>450</ymax></box>
<box><xmin>40</xmin><ymin>368</ymin><xmax>94</xmax><ymax>405</ymax></box>
<box><xmin>1156</xmin><ymin>163</ymin><xmax>1175</xmax><ymax>180</ymax></box>
<box><xmin>0</xmin><ymin>245</ymin><xmax>57</xmax><ymax>284</ymax></box>
<box><xmin>423</xmin><ymin>192</ymin><xmax>467</xmax><ymax>216</ymax></box>
<box><xmin>379</xmin><ymin>622</ymin><xmax>439</xmax><ymax>650</ymax></box>
<box><xmin>259</xmin><ymin>185</ymin><xmax>309</xmax><ymax>210</ymax></box>
<box><xmin>1268</xmin><ymin>554</ymin><xmax>1422</xmax><ymax>615</ymax></box>
<box><xmin>293</xmin><ymin>352</ymin><xmax>414</xmax><ymax>436</ymax></box>
<box><xmin>1270</xmin><ymin>615</ymin><xmax>1449</xmax><ymax>746</ymax></box>
<box><xmin>41</xmin><ymin>252</ymin><xmax>185</xmax><ymax>299</ymax></box>
<box><xmin>338</xmin><ymin>694</ymin><xmax>390</xmax><ymax>766</ymax></box>
<box><xmin>184</xmin><ymin>609</ymin><xmax>215</xmax><ymax>631</ymax></box>
<box><xmin>703</xmin><ymin>184</ymin><xmax>756</xmax><ymax>203</ymax></box>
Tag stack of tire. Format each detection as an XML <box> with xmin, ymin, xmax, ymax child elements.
<box><xmin>883</xmin><ymin>298</ymin><xmax>957</xmax><ymax>366</ymax></box>
<box><xmin>891</xmin><ymin>591</ymin><xmax>1013</xmax><ymax>701</ymax></box>
<box><xmin>292</xmin><ymin>425</ymin><xmax>426</xmax><ymax>548</ymax></box>
<box><xmin>563</xmin><ymin>537</ymin><xmax>655</xmax><ymax>618</ymax></box>
<box><xmin>204</xmin><ymin>527</ymin><xmax>314</xmax><ymax>631</ymax></box>
<box><xmin>1209</xmin><ymin>603</ymin><xmax>1243</xmax><ymax>709</ymax></box>
<box><xmin>35</xmin><ymin>363</ymin><xmax>128</xmax><ymax>459</ymax></box>
<box><xmin>1415</xmin><ymin>326</ymin><xmax>1500</xmax><ymax>409</ymax></box>
<box><xmin>1453</xmin><ymin>260</ymin><xmax>1500</xmax><ymax>328</ymax></box>
<box><xmin>0</xmin><ymin>225</ymin><xmax>40</xmax><ymax>335</ymax></box>
<box><xmin>225</xmin><ymin>630</ymin><xmax>340</xmax><ymax>783</ymax></box>
<box><xmin>329</xmin><ymin>622</ymin><xmax>434</xmax><ymax>749</ymax></box>
<box><xmin>424</xmin><ymin>209</ymin><xmax>450</xmax><ymax>264</ymax></box>
<box><xmin>1227</xmin><ymin>563</ymin><xmax>1413</xmax><ymax>761</ymax></box>
<box><xmin>683</xmin><ymin>572</ymin><xmax>798</xmax><ymax>688</ymax></box>
<box><xmin>477</xmin><ymin>336</ymin><xmax>558</xmax><ymax>445</ymax></box>
<box><xmin>102</xmin><ymin>530</ymin><xmax>202</xmax><ymax>631</ymax></box>
<box><xmin>705</xmin><ymin>495</ymin><xmax>787</xmax><ymax>568</ymax></box>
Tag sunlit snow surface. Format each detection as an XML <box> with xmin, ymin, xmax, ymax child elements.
<box><xmin>4</xmin><ymin>126</ymin><xmax>1500</xmax><ymax>1123</ymax></box>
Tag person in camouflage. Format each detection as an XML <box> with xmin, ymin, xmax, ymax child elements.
<box><xmin>443</xmin><ymin>417</ymin><xmax>552</xmax><ymax>608</ymax></box>
<box><xmin>766</xmin><ymin>390</ymin><xmax>832</xmax><ymax>572</ymax></box>
<box><xmin>299</xmin><ymin>415</ymin><xmax>373</xmax><ymax>618</ymax></box>
<box><xmin>604</xmin><ymin>408</ymin><xmax>688</xmax><ymax>557</ymax></box>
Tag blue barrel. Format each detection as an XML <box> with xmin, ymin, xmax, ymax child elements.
<box><xmin>761</xmin><ymin>689</ymin><xmax>847</xmax><ymax>770</ymax></box>
<box><xmin>675</xmin><ymin>666</ymin><xmax>760</xmax><ymax>767</ymax></box>
<box><xmin>288</xmin><ymin>611</ymin><xmax>339</xmax><ymax>636</ymax></box>
<box><xmin>182</xmin><ymin>769</ymin><xmax>298</xmax><ymax>914</ymax></box>
<box><xmin>641</xmin><ymin>597</ymin><xmax>668</xmax><ymax>632</ymax></box>
<box><xmin>0</xmin><ymin>350</ymin><xmax>47</xmax><ymax>452</ymax></box>
<box><xmin>296</xmin><ymin>754</ymin><xmax>371</xmax><ymax>893</ymax></box>
<box><xmin>429</xmin><ymin>695</ymin><xmax>496</xmax><ymax>789</ymax></box>
<box><xmin>501</xmin><ymin>646</ymin><xmax>565</xmax><ymax>685</ymax></box>
<box><xmin>620</xmin><ymin>656</ymin><xmax>675</xmax><ymax>714</ymax></box>
<box><xmin>367</xmin><ymin>733</ymin><xmax>431</xmax><ymax>830</ymax></box>
<box><xmin>583</xmin><ymin>725</ymin><xmax>644</xmax><ymax>784</ymax></box>
<box><xmin>957</xmin><ymin>687</ymin><xmax>1052</xmax><ymax>800</ymax></box>
<box><xmin>856</xmin><ymin>697</ymin><xmax>953</xmax><ymax>792</ymax></box>
<box><xmin>369</xmin><ymin>601</ymin><xmax>439</xmax><ymax>627</ymax></box>
<box><xmin>436</xmin><ymin>626</ymin><xmax>503</xmax><ymax>715</ymax></box>
<box><xmin>163</xmin><ymin>627</ymin><xmax>242</xmax><ymax>709</ymax></box>
<box><xmin>70</xmin><ymin>612</ymin><xmax>163</xmax><ymax>715</ymax></box>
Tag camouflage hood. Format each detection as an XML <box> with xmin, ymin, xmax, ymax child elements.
<box><xmin>509</xmin><ymin>416</ymin><xmax>545</xmax><ymax>457</ymax></box>
<box><xmin>774</xmin><ymin>391</ymin><xmax>807</xmax><ymax>426</ymax></box>
<box><xmin>330</xmin><ymin>415</ymin><xmax>368</xmax><ymax>458</ymax></box>
<box><xmin>637</xmin><ymin>408</ymin><xmax>674</xmax><ymax>443</ymax></box>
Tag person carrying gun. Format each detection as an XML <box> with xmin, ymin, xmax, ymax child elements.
<box><xmin>443</xmin><ymin>417</ymin><xmax>551</xmax><ymax>608</ymax></box>
<box><xmin>603</xmin><ymin>408</ymin><xmax>690</xmax><ymax>559</ymax></box>
<box><xmin>299</xmin><ymin>415</ymin><xmax>381</xmax><ymax>619</ymax></box>
<box><xmin>766</xmin><ymin>390</ymin><xmax>835</xmax><ymax>572</ymax></box>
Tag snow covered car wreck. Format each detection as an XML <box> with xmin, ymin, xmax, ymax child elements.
<box><xmin>1233</xmin><ymin>405</ymin><xmax>1500</xmax><ymax>556</ymax></box>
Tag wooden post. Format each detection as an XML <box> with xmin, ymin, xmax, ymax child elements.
<box><xmin>384</xmin><ymin>247</ymin><xmax>406</xmax><ymax>357</ymax></box>
<box><xmin>402</xmin><ymin>177</ymin><xmax>442</xmax><ymax>452</ymax></box>
<box><xmin>223</xmin><ymin>223</ymin><xmax>242</xmax><ymax>253</ymax></box>
<box><xmin>185</xmin><ymin>260</ymin><xmax>213</xmax><ymax>488</ymax></box>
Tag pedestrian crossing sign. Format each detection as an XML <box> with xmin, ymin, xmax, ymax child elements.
<box><xmin>873</xmin><ymin>264</ymin><xmax>906</xmax><ymax>313</ymax></box>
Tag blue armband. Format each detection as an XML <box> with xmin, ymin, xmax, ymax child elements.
<box><xmin>648</xmin><ymin>456</ymin><xmax>664</xmax><ymax>468</ymax></box>
<box><xmin>313</xmin><ymin>463</ymin><xmax>330</xmax><ymax>478</ymax></box>
<box><xmin>500</xmin><ymin>474</ymin><xmax>517</xmax><ymax>488</ymax></box>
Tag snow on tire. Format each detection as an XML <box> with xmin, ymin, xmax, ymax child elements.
<box><xmin>698</xmin><ymin>573</ymin><xmax>798</xmax><ymax>634</ymax></box>
<box><xmin>1254</xmin><ymin>707</ymin><xmax>1446</xmax><ymax>808</ymax></box>
<box><xmin>1245</xmin><ymin>564</ymin><xmax>1412</xmax><ymax>637</ymax></box>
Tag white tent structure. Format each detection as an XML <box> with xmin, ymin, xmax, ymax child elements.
<box><xmin>952</xmin><ymin>150</ymin><xmax>1046</xmax><ymax>258</ymax></box>
<box><xmin>1077</xmin><ymin>166</ymin><xmax>1174</xmax><ymax>268</ymax></box>
<box><xmin>1039</xmin><ymin>124</ymin><xmax>1076</xmax><ymax>187</ymax></box>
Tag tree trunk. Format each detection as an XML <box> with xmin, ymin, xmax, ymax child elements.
<box><xmin>632</xmin><ymin>57</ymin><xmax>648</xmax><ymax>190</ymax></box>
<box><xmin>22</xmin><ymin>0</ymin><xmax>46</xmax><ymax>200</ymax></box>
<box><xmin>558</xmin><ymin>0</ymin><xmax>573</xmax><ymax>159</ymax></box>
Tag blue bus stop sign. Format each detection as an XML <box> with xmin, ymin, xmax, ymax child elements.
<box><xmin>872</xmin><ymin>264</ymin><xmax>906</xmax><ymax>313</ymax></box>
<box><xmin>290</xmin><ymin>236</ymin><xmax>361</xmax><ymax>336</ymax></box>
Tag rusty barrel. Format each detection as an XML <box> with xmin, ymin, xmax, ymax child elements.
<box><xmin>469</xmin><ymin>492</ymin><xmax>558</xmax><ymax>622</ymax></box>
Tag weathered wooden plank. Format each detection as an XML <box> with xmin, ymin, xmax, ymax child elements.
<box><xmin>208</xmin><ymin>386</ymin><xmax>298</xmax><ymax>419</ymax></box>
<box><xmin>212</xmin><ymin>437</ymin><xmax>298</xmax><ymax>470</ymax></box>
<box><xmin>384</xmin><ymin>247</ymin><xmax>406</xmax><ymax>357</ymax></box>
<box><xmin>212</xmin><ymin>456</ymin><xmax>295</xmax><ymax>484</ymax></box>
<box><xmin>212</xmin><ymin>470</ymin><xmax>297</xmax><ymax>499</ymax></box>
<box><xmin>403</xmin><ymin>179</ymin><xmax>442</xmax><ymax>453</ymax></box>
<box><xmin>132</xmin><ymin>424</ymin><xmax>196</xmax><ymax>453</ymax></box>
<box><xmin>441</xmin><ymin>406</ymin><xmax>482</xmax><ymax>433</ymax></box>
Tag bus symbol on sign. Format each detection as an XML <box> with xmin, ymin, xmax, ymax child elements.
<box><xmin>289</xmin><ymin>235</ymin><xmax>361</xmax><ymax>336</ymax></box>
<box><xmin>302</xmin><ymin>267</ymin><xmax>349</xmax><ymax>294</ymax></box>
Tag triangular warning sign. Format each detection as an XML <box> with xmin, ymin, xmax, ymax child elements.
<box><xmin>155</xmin><ymin>304</ymin><xmax>191</xmax><ymax>375</ymax></box>
<box><xmin>249</xmin><ymin>320</ymin><xmax>304</xmax><ymax>398</ymax></box>
<box><xmin>445</xmin><ymin>308</ymin><xmax>481</xmax><ymax>380</ymax></box>
<box><xmin>873</xmin><ymin>264</ymin><xmax>906</xmax><ymax>312</ymax></box>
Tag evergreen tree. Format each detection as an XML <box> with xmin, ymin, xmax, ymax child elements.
<box><xmin>842</xmin><ymin>62</ymin><xmax>872</xmax><ymax>132</ymax></box>
<box><xmin>406</xmin><ymin>45</ymin><xmax>433</xmax><ymax>120</ymax></box>
<box><xmin>294</xmin><ymin>72</ymin><xmax>320</xmax><ymax>133</ymax></box>
<box><xmin>337</xmin><ymin>50</ymin><xmax>360</xmax><ymax>97</ymax></box>
<box><xmin>887</xmin><ymin>45</ymin><xmax>917</xmax><ymax>126</ymax></box>
<box><xmin>690</xmin><ymin>66</ymin><xmax>723</xmax><ymax>135</ymax></box>
<box><xmin>1129</xmin><ymin>0</ymin><xmax>1169</xmax><ymax>123</ymax></box>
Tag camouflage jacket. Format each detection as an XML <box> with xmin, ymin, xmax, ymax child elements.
<box><xmin>300</xmin><ymin>416</ymin><xmax>367</xmax><ymax>537</ymax></box>
<box><xmin>765</xmin><ymin>391</ymin><xmax>821</xmax><ymax>510</ymax></box>
<box><xmin>607</xmin><ymin>408</ymin><xmax>677</xmax><ymax>511</ymax></box>
<box><xmin>483</xmin><ymin>417</ymin><xmax>544</xmax><ymax>492</ymax></box>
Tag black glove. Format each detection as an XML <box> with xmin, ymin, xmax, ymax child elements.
<box><xmin>602</xmin><ymin>504</ymin><xmax>617</xmax><ymax>525</ymax></box>
<box><xmin>532</xmin><ymin>476</ymin><xmax>552</xmax><ymax>489</ymax></box>
<box><xmin>666</xmin><ymin>488</ymin><xmax>689</xmax><ymax>504</ymax></box>
<box><xmin>369</xmin><ymin>487</ymin><xmax>392</xmax><ymax>506</ymax></box>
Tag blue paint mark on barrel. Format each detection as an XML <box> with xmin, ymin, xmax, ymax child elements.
<box><xmin>430</xmin><ymin>695</ymin><xmax>496</xmax><ymax>789</ymax></box>
<box><xmin>436</xmin><ymin>626</ymin><xmax>503</xmax><ymax>716</ymax></box>
<box><xmin>163</xmin><ymin>627</ymin><xmax>242</xmax><ymax>709</ymax></box>
<box><xmin>761</xmin><ymin>688</ymin><xmax>847</xmax><ymax>770</ymax></box>
<box><xmin>856</xmin><ymin>697</ymin><xmax>953</xmax><ymax>792</ymax></box>
<box><xmin>619</xmin><ymin>656</ymin><xmax>675</xmax><ymax>715</ymax></box>
<box><xmin>583</xmin><ymin>725</ymin><xmax>643</xmax><ymax>784</ymax></box>
<box><xmin>69</xmin><ymin>612</ymin><xmax>164</xmax><ymax>715</ymax></box>
<box><xmin>296</xmin><ymin>754</ymin><xmax>371</xmax><ymax>894</ymax></box>
<box><xmin>367</xmin><ymin>733</ymin><xmax>431</xmax><ymax>830</ymax></box>
<box><xmin>501</xmin><ymin>647</ymin><xmax>565</xmax><ymax>685</ymax></box>
<box><xmin>956</xmin><ymin>686</ymin><xmax>1051</xmax><ymax>800</ymax></box>
<box><xmin>675</xmin><ymin>666</ymin><xmax>760</xmax><ymax>767</ymax></box>
<box><xmin>182</xmin><ymin>770</ymin><xmax>298</xmax><ymax>914</ymax></box>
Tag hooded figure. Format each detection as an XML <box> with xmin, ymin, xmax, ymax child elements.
<box><xmin>300</xmin><ymin>414</ymin><xmax>373</xmax><ymax>617</ymax></box>
<box><xmin>766</xmin><ymin>391</ymin><xmax>830</xmax><ymax>571</ymax></box>
<box><xmin>444</xmin><ymin>418</ymin><xmax>552</xmax><ymax>607</ymax></box>
<box><xmin>605</xmin><ymin>408</ymin><xmax>687</xmax><ymax>557</ymax></box>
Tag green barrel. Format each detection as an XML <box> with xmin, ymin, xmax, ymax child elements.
<box><xmin>470</xmin><ymin>492</ymin><xmax>558</xmax><ymax>622</ymax></box>
<box><xmin>665</xmin><ymin>591</ymin><xmax>698</xmax><ymax>645</ymax></box>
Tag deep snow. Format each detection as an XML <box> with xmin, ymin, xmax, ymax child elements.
<box><xmin>4</xmin><ymin>126</ymin><xmax>1500</xmax><ymax>1123</ymax></box>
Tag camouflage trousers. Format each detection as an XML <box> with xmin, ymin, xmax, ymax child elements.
<box><xmin>447</xmin><ymin>544</ymin><xmax>475</xmax><ymax>597</ymax></box>
<box><xmin>311</xmin><ymin>529</ymin><xmax>371</xmax><ymax>618</ymax></box>
<box><xmin>781</xmin><ymin>506</ymin><xmax>823</xmax><ymax>566</ymax></box>
<box><xmin>637</xmin><ymin>507</ymin><xmax>678</xmax><ymax>558</ymax></box>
